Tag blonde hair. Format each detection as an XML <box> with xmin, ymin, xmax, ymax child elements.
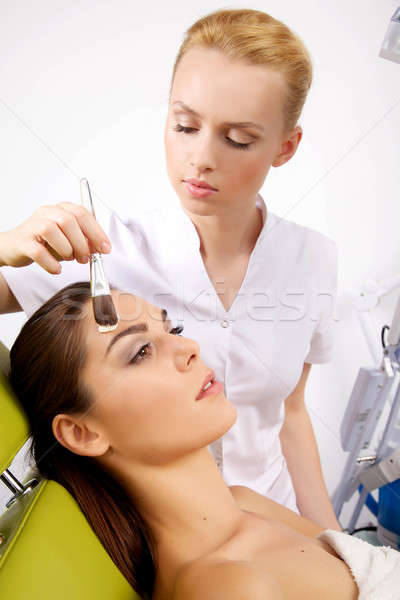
<box><xmin>169</xmin><ymin>8</ymin><xmax>313</xmax><ymax>133</ymax></box>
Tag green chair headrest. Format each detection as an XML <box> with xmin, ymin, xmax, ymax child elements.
<box><xmin>0</xmin><ymin>342</ymin><xmax>29</xmax><ymax>474</ymax></box>
<box><xmin>0</xmin><ymin>341</ymin><xmax>10</xmax><ymax>378</ymax></box>
<box><xmin>0</xmin><ymin>475</ymin><xmax>139</xmax><ymax>599</ymax></box>
<box><xmin>0</xmin><ymin>338</ymin><xmax>140</xmax><ymax>598</ymax></box>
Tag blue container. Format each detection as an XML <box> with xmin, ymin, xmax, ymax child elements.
<box><xmin>363</xmin><ymin>479</ymin><xmax>400</xmax><ymax>549</ymax></box>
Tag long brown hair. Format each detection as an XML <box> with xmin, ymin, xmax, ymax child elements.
<box><xmin>170</xmin><ymin>8</ymin><xmax>313</xmax><ymax>134</ymax></box>
<box><xmin>9</xmin><ymin>281</ymin><xmax>156</xmax><ymax>600</ymax></box>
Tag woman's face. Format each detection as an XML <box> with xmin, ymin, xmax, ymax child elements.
<box><xmin>79</xmin><ymin>291</ymin><xmax>237</xmax><ymax>466</ymax></box>
<box><xmin>164</xmin><ymin>46</ymin><xmax>291</xmax><ymax>217</ymax></box>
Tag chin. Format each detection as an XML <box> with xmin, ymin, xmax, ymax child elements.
<box><xmin>216</xmin><ymin>401</ymin><xmax>238</xmax><ymax>436</ymax></box>
<box><xmin>198</xmin><ymin>401</ymin><xmax>237</xmax><ymax>447</ymax></box>
<box><xmin>179</xmin><ymin>196</ymin><xmax>224</xmax><ymax>217</ymax></box>
<box><xmin>228</xmin><ymin>402</ymin><xmax>238</xmax><ymax>426</ymax></box>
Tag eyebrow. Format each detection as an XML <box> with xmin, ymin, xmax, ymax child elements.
<box><xmin>105</xmin><ymin>308</ymin><xmax>168</xmax><ymax>356</ymax></box>
<box><xmin>172</xmin><ymin>101</ymin><xmax>264</xmax><ymax>132</ymax></box>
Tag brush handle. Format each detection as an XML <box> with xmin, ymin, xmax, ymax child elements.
<box><xmin>80</xmin><ymin>177</ymin><xmax>107</xmax><ymax>294</ymax></box>
<box><xmin>80</xmin><ymin>178</ymin><xmax>97</xmax><ymax>219</ymax></box>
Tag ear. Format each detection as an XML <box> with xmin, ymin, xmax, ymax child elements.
<box><xmin>272</xmin><ymin>125</ymin><xmax>303</xmax><ymax>167</ymax></box>
<box><xmin>52</xmin><ymin>413</ymin><xmax>110</xmax><ymax>457</ymax></box>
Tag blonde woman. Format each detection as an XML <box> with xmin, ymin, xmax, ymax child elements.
<box><xmin>0</xmin><ymin>9</ymin><xmax>340</xmax><ymax>529</ymax></box>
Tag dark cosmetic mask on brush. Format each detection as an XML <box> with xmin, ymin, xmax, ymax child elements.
<box><xmin>80</xmin><ymin>178</ymin><xmax>119</xmax><ymax>332</ymax></box>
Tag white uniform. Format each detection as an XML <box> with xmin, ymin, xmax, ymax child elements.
<box><xmin>1</xmin><ymin>192</ymin><xmax>338</xmax><ymax>514</ymax></box>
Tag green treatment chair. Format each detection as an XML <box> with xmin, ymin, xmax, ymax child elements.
<box><xmin>0</xmin><ymin>340</ymin><xmax>140</xmax><ymax>599</ymax></box>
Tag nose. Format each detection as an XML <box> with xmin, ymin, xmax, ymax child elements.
<box><xmin>189</xmin><ymin>130</ymin><xmax>217</xmax><ymax>173</ymax></box>
<box><xmin>173</xmin><ymin>335</ymin><xmax>200</xmax><ymax>372</ymax></box>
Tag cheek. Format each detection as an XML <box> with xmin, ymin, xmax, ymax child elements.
<box><xmin>94</xmin><ymin>372</ymin><xmax>238</xmax><ymax>466</ymax></box>
<box><xmin>165</xmin><ymin>137</ymin><xmax>180</xmax><ymax>179</ymax></box>
<box><xmin>86</xmin><ymin>368</ymin><xmax>148</xmax><ymax>439</ymax></box>
<box><xmin>96</xmin><ymin>387</ymin><xmax>162</xmax><ymax>458</ymax></box>
<box><xmin>231</xmin><ymin>152</ymin><xmax>270</xmax><ymax>190</ymax></box>
<box><xmin>94</xmin><ymin>375</ymin><xmax>185</xmax><ymax>460</ymax></box>
<box><xmin>164</xmin><ymin>122</ymin><xmax>181</xmax><ymax>164</ymax></box>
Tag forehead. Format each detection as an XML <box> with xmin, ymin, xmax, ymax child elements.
<box><xmin>172</xmin><ymin>46</ymin><xmax>286</xmax><ymax>126</ymax></box>
<box><xmin>82</xmin><ymin>291</ymin><xmax>164</xmax><ymax>356</ymax></box>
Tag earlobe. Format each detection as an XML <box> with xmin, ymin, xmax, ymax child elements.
<box><xmin>52</xmin><ymin>413</ymin><xmax>110</xmax><ymax>457</ymax></box>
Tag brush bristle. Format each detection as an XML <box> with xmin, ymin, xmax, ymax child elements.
<box><xmin>92</xmin><ymin>295</ymin><xmax>119</xmax><ymax>330</ymax></box>
<box><xmin>98</xmin><ymin>323</ymin><xmax>118</xmax><ymax>333</ymax></box>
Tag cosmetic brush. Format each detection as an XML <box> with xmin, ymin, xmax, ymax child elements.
<box><xmin>80</xmin><ymin>178</ymin><xmax>119</xmax><ymax>333</ymax></box>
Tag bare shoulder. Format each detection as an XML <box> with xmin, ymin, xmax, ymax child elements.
<box><xmin>172</xmin><ymin>559</ymin><xmax>285</xmax><ymax>600</ymax></box>
<box><xmin>229</xmin><ymin>485</ymin><xmax>325</xmax><ymax>538</ymax></box>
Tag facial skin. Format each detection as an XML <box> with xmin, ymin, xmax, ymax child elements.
<box><xmin>52</xmin><ymin>291</ymin><xmax>243</xmax><ymax>586</ymax></box>
<box><xmin>52</xmin><ymin>290</ymin><xmax>237</xmax><ymax>468</ymax></box>
<box><xmin>164</xmin><ymin>46</ymin><xmax>302</xmax><ymax>220</ymax></box>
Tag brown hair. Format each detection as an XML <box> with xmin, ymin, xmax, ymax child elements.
<box><xmin>169</xmin><ymin>8</ymin><xmax>313</xmax><ymax>133</ymax></box>
<box><xmin>9</xmin><ymin>282</ymin><xmax>156</xmax><ymax>600</ymax></box>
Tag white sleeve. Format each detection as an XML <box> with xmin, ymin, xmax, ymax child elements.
<box><xmin>0</xmin><ymin>259</ymin><xmax>90</xmax><ymax>319</ymax></box>
<box><xmin>304</xmin><ymin>237</ymin><xmax>338</xmax><ymax>364</ymax></box>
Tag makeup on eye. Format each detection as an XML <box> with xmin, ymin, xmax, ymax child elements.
<box><xmin>100</xmin><ymin>305</ymin><xmax>184</xmax><ymax>365</ymax></box>
<box><xmin>172</xmin><ymin>123</ymin><xmax>253</xmax><ymax>150</ymax></box>
<box><xmin>172</xmin><ymin>109</ymin><xmax>260</xmax><ymax>137</ymax></box>
<box><xmin>128</xmin><ymin>324</ymin><xmax>185</xmax><ymax>366</ymax></box>
<box><xmin>105</xmin><ymin>308</ymin><xmax>174</xmax><ymax>357</ymax></box>
<box><xmin>171</xmin><ymin>110</ymin><xmax>258</xmax><ymax>147</ymax></box>
<box><xmin>171</xmin><ymin>100</ymin><xmax>264</xmax><ymax>131</ymax></box>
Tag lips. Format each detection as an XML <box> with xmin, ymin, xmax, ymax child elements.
<box><xmin>183</xmin><ymin>178</ymin><xmax>217</xmax><ymax>191</ymax></box>
<box><xmin>196</xmin><ymin>380</ymin><xmax>224</xmax><ymax>401</ymax></box>
<box><xmin>196</xmin><ymin>370</ymin><xmax>214</xmax><ymax>400</ymax></box>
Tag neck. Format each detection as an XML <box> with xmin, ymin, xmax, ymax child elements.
<box><xmin>184</xmin><ymin>196</ymin><xmax>264</xmax><ymax>263</ymax></box>
<box><xmin>107</xmin><ymin>447</ymin><xmax>245</xmax><ymax>584</ymax></box>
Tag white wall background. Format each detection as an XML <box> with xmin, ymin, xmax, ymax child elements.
<box><xmin>1</xmin><ymin>0</ymin><xmax>400</xmax><ymax>531</ymax></box>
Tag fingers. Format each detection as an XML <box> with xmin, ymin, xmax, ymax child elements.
<box><xmin>28</xmin><ymin>240</ymin><xmax>63</xmax><ymax>274</ymax></box>
<box><xmin>57</xmin><ymin>202</ymin><xmax>111</xmax><ymax>254</ymax></box>
<box><xmin>5</xmin><ymin>201</ymin><xmax>113</xmax><ymax>276</ymax></box>
<box><xmin>34</xmin><ymin>202</ymin><xmax>111</xmax><ymax>262</ymax></box>
<box><xmin>35</xmin><ymin>226</ymin><xmax>74</xmax><ymax>262</ymax></box>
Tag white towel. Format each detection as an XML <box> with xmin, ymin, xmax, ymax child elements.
<box><xmin>317</xmin><ymin>529</ymin><xmax>400</xmax><ymax>599</ymax></box>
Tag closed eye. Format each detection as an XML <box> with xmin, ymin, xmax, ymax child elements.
<box><xmin>172</xmin><ymin>124</ymin><xmax>251</xmax><ymax>150</ymax></box>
